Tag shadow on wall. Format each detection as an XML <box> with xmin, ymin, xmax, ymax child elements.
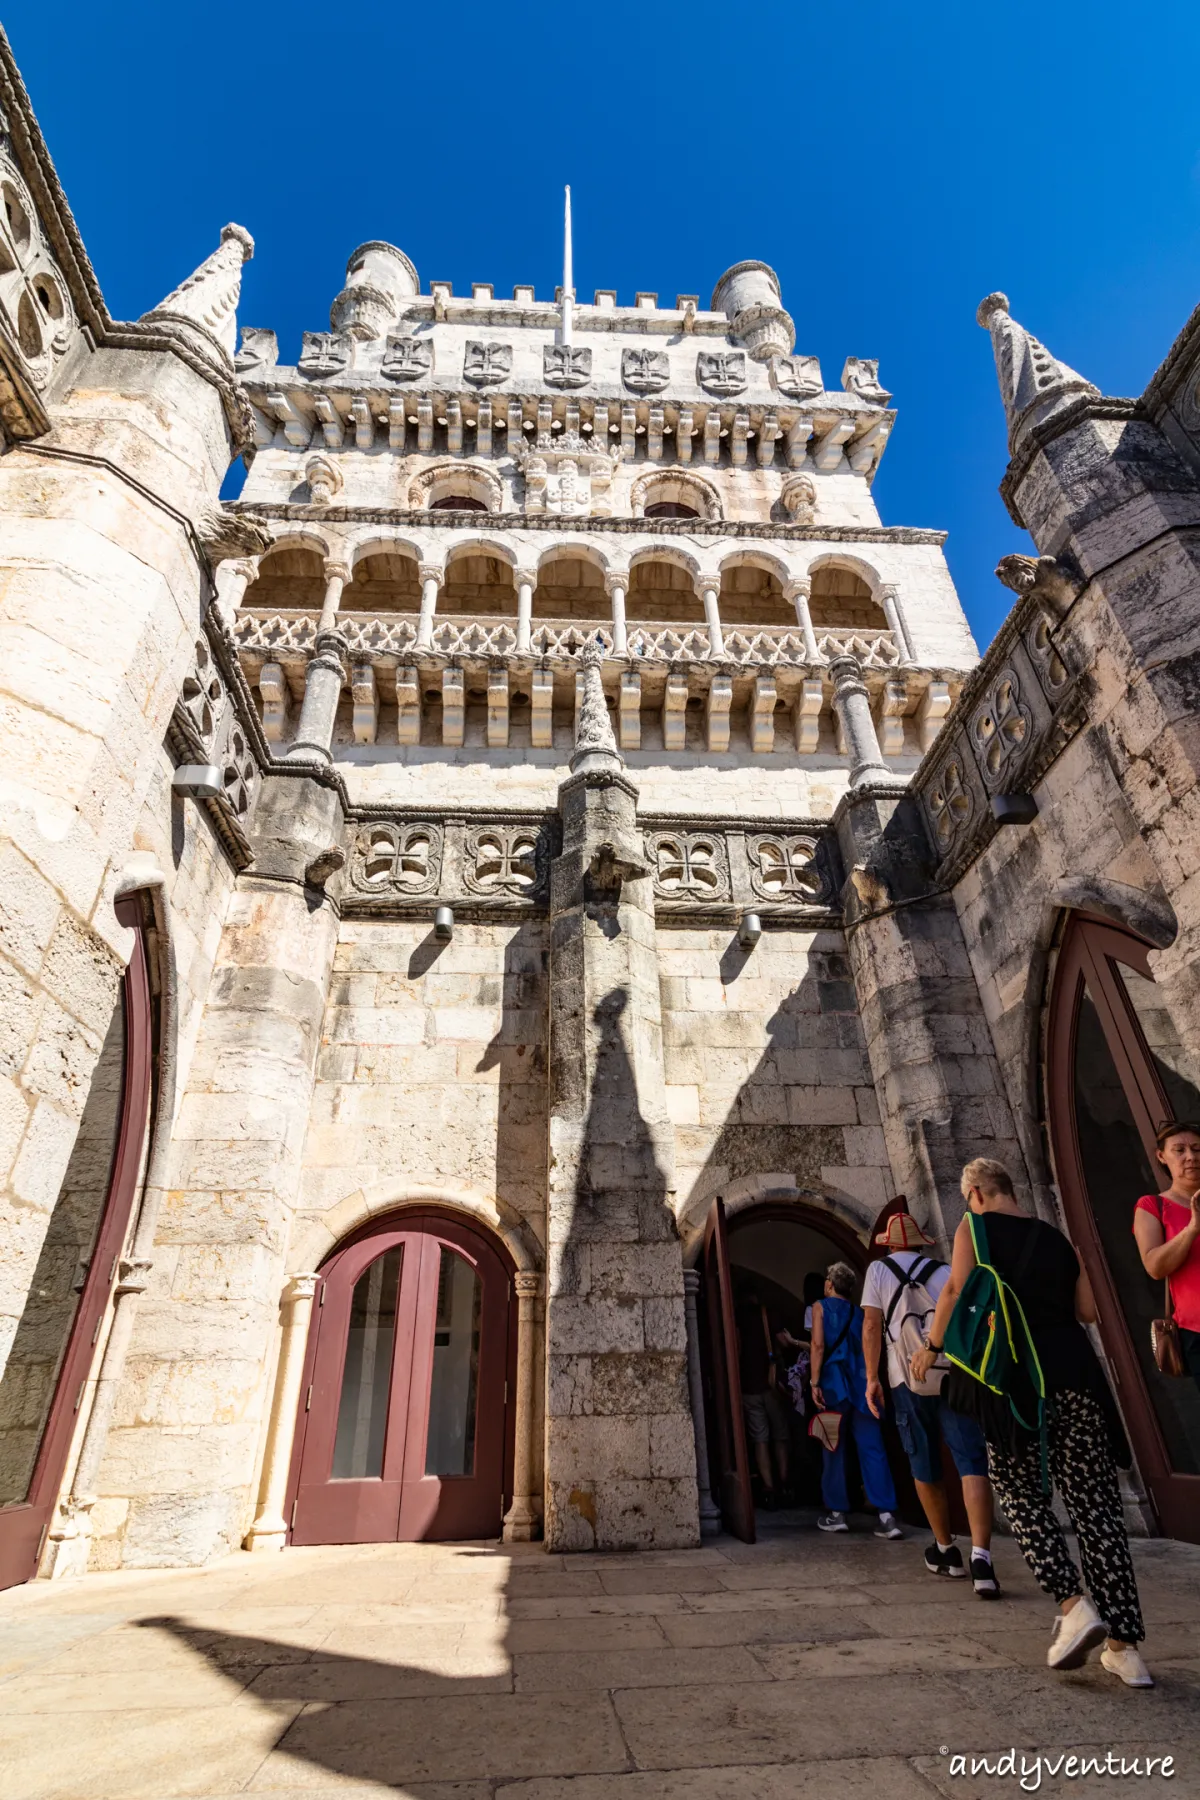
<box><xmin>676</xmin><ymin>945</ymin><xmax>875</xmax><ymax>1243</ymax></box>
<box><xmin>475</xmin><ymin>919</ymin><xmax>549</xmax><ymax>1232</ymax></box>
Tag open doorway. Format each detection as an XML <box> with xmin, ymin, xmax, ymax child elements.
<box><xmin>703</xmin><ymin>1199</ymin><xmax>927</xmax><ymax>1538</ymax></box>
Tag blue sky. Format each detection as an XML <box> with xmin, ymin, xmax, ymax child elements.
<box><xmin>7</xmin><ymin>1</ymin><xmax>1199</xmax><ymax>648</ymax></box>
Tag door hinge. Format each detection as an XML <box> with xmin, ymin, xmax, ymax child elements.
<box><xmin>318</xmin><ymin>1284</ymin><xmax>325</xmax><ymax>1304</ymax></box>
<box><xmin>305</xmin><ymin>1384</ymin><xmax>313</xmax><ymax>1411</ymax></box>
<box><xmin>290</xmin><ymin>1499</ymin><xmax>297</xmax><ymax>1527</ymax></box>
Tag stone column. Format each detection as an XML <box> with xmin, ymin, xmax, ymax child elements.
<box><xmin>544</xmin><ymin>643</ymin><xmax>699</xmax><ymax>1551</ymax></box>
<box><xmin>317</xmin><ymin>560</ymin><xmax>350</xmax><ymax>633</ymax></box>
<box><xmin>502</xmin><ymin>1271</ymin><xmax>543</xmax><ymax>1543</ymax></box>
<box><xmin>786</xmin><ymin>576</ymin><xmax>821</xmax><ymax>664</ymax></box>
<box><xmin>830</xmin><ymin>655</ymin><xmax>890</xmax><ymax>787</ymax></box>
<box><xmin>682</xmin><ymin>1269</ymin><xmax>721</xmax><ymax>1536</ymax></box>
<box><xmin>287</xmin><ymin>630</ymin><xmax>347</xmax><ymax>763</ymax></box>
<box><xmin>245</xmin><ymin>1272</ymin><xmax>320</xmax><ymax>1552</ymax></box>
<box><xmin>415</xmin><ymin>562</ymin><xmax>443</xmax><ymax>650</ymax></box>
<box><xmin>606</xmin><ymin>572</ymin><xmax>629</xmax><ymax>657</ymax></box>
<box><xmin>213</xmin><ymin>556</ymin><xmax>259</xmax><ymax>628</ymax></box>
<box><xmin>515</xmin><ymin>568</ymin><xmax>537</xmax><ymax>655</ymax></box>
<box><xmin>879</xmin><ymin>582</ymin><xmax>915</xmax><ymax>664</ymax></box>
<box><xmin>699</xmin><ymin>582</ymin><xmax>724</xmax><ymax>658</ymax></box>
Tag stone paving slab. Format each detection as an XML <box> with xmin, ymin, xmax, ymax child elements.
<box><xmin>1</xmin><ymin>1529</ymin><xmax>1197</xmax><ymax>1799</ymax></box>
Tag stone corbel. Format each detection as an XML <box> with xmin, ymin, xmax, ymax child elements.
<box><xmin>813</xmin><ymin>417</ymin><xmax>856</xmax><ymax>471</ymax></box>
<box><xmin>588</xmin><ymin>835</ymin><xmax>649</xmax><ymax>888</ymax></box>
<box><xmin>350</xmin><ymin>396</ymin><xmax>374</xmax><ymax>450</ymax></box>
<box><xmin>313</xmin><ymin>394</ymin><xmax>345</xmax><ymax>450</ymax></box>
<box><xmin>268</xmin><ymin>390</ymin><xmax>312</xmax><ymax>449</ymax></box>
<box><xmin>351</xmin><ymin>663</ymin><xmax>378</xmax><ymax>744</ymax></box>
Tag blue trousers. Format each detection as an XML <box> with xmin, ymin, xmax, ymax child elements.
<box><xmin>821</xmin><ymin>1404</ymin><xmax>897</xmax><ymax>1513</ymax></box>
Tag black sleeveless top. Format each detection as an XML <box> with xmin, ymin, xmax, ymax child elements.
<box><xmin>944</xmin><ymin>1212</ymin><xmax>1130</xmax><ymax>1467</ymax></box>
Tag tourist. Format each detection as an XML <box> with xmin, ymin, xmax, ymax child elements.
<box><xmin>911</xmin><ymin>1158</ymin><xmax>1152</xmax><ymax>1688</ymax></box>
<box><xmin>810</xmin><ymin>1261</ymin><xmax>902</xmax><ymax>1537</ymax></box>
<box><xmin>1133</xmin><ymin>1120</ymin><xmax>1200</xmax><ymax>1392</ymax></box>
<box><xmin>862</xmin><ymin>1209</ymin><xmax>998</xmax><ymax>1596</ymax></box>
<box><xmin>735</xmin><ymin>1286</ymin><xmax>791</xmax><ymax>1507</ymax></box>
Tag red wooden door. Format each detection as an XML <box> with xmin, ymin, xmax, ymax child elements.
<box><xmin>1047</xmin><ymin>914</ymin><xmax>1200</xmax><ymax>1542</ymax></box>
<box><xmin>289</xmin><ymin>1213</ymin><xmax>512</xmax><ymax>1545</ymax></box>
<box><xmin>702</xmin><ymin>1197</ymin><xmax>756</xmax><ymax>1542</ymax></box>
<box><xmin>0</xmin><ymin>901</ymin><xmax>154</xmax><ymax>1590</ymax></box>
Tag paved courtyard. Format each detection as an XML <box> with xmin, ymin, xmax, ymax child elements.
<box><xmin>2</xmin><ymin>1520</ymin><xmax>1199</xmax><ymax>1800</ymax></box>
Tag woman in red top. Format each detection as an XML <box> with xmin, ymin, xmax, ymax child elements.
<box><xmin>1133</xmin><ymin>1120</ymin><xmax>1200</xmax><ymax>1390</ymax></box>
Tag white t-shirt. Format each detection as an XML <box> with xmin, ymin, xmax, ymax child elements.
<box><xmin>861</xmin><ymin>1250</ymin><xmax>949</xmax><ymax>1389</ymax></box>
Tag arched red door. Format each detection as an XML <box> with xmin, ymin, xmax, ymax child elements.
<box><xmin>1047</xmin><ymin>912</ymin><xmax>1200</xmax><ymax>1541</ymax></box>
<box><xmin>0</xmin><ymin>897</ymin><xmax>154</xmax><ymax>1589</ymax></box>
<box><xmin>287</xmin><ymin>1211</ymin><xmax>515</xmax><ymax>1544</ymax></box>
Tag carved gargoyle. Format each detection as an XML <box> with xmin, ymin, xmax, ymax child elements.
<box><xmin>305</xmin><ymin>845</ymin><xmax>347</xmax><ymax>890</ymax></box>
<box><xmin>995</xmin><ymin>553</ymin><xmax>1082</xmax><ymax>617</ymax></box>
<box><xmin>588</xmin><ymin>836</ymin><xmax>648</xmax><ymax>888</ymax></box>
<box><xmin>195</xmin><ymin>504</ymin><xmax>273</xmax><ymax>564</ymax></box>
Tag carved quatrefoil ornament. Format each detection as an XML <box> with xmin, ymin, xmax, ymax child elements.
<box><xmin>351</xmin><ymin>824</ymin><xmax>442</xmax><ymax>895</ymax></box>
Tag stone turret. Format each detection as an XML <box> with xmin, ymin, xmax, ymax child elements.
<box><xmin>711</xmin><ymin>260</ymin><xmax>795</xmax><ymax>362</ymax></box>
<box><xmin>141</xmin><ymin>223</ymin><xmax>255</xmax><ymax>365</ymax></box>
<box><xmin>330</xmin><ymin>240</ymin><xmax>420</xmax><ymax>340</ymax></box>
<box><xmin>976</xmin><ymin>291</ymin><xmax>1098</xmax><ymax>460</ymax></box>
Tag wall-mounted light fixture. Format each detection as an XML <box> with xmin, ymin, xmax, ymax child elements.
<box><xmin>434</xmin><ymin>905</ymin><xmax>454</xmax><ymax>942</ymax></box>
<box><xmin>172</xmin><ymin>764</ymin><xmax>223</xmax><ymax>801</ymax></box>
<box><xmin>737</xmin><ymin>911</ymin><xmax>762</xmax><ymax>950</ymax></box>
<box><xmin>991</xmin><ymin>793</ymin><xmax>1038</xmax><ymax>827</ymax></box>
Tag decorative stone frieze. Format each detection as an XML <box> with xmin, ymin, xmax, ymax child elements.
<box><xmin>350</xmin><ymin>821</ymin><xmax>443</xmax><ymax>894</ymax></box>
<box><xmin>298</xmin><ymin>331</ymin><xmax>349</xmax><ymax>377</ymax></box>
<box><xmin>168</xmin><ymin>628</ymin><xmax>264</xmax><ymax>868</ymax></box>
<box><xmin>381</xmin><ymin>334</ymin><xmax>432</xmax><ymax>381</ymax></box>
<box><xmin>773</xmin><ymin>354</ymin><xmax>823</xmax><ymax>400</ymax></box>
<box><xmin>463</xmin><ymin>340</ymin><xmax>512</xmax><ymax>385</ymax></box>
<box><xmin>463</xmin><ymin>824</ymin><xmax>550</xmax><ymax>899</ymax></box>
<box><xmin>696</xmin><ymin>351</ymin><xmax>746</xmax><ymax>396</ymax></box>
<box><xmin>746</xmin><ymin>832</ymin><xmax>826</xmax><ymax>903</ymax></box>
<box><xmin>970</xmin><ymin>668</ymin><xmax>1032</xmax><ymax>789</ymax></box>
<box><xmin>518</xmin><ymin>429</ymin><xmax>618</xmax><ymax>517</ymax></box>
<box><xmin>622</xmin><ymin>347</ymin><xmax>670</xmax><ymax>393</ymax></box>
<box><xmin>645</xmin><ymin>830</ymin><xmax>730</xmax><ymax>905</ymax></box>
<box><xmin>543</xmin><ymin>344</ymin><xmax>591</xmax><ymax>388</ymax></box>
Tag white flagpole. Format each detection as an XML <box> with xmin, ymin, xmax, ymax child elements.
<box><xmin>562</xmin><ymin>184</ymin><xmax>574</xmax><ymax>347</ymax></box>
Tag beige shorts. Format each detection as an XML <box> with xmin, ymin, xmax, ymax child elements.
<box><xmin>741</xmin><ymin>1386</ymin><xmax>792</xmax><ymax>1445</ymax></box>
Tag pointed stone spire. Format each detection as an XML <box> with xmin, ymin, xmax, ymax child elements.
<box><xmin>142</xmin><ymin>224</ymin><xmax>255</xmax><ymax>363</ymax></box>
<box><xmin>977</xmin><ymin>292</ymin><xmax>1098</xmax><ymax>455</ymax></box>
<box><xmin>570</xmin><ymin>637</ymin><xmax>623</xmax><ymax>776</ymax></box>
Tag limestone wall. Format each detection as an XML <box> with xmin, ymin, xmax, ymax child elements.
<box><xmin>0</xmin><ymin>359</ymin><xmax>231</xmax><ymax>1399</ymax></box>
<box><xmin>294</xmin><ymin>916</ymin><xmax>549</xmax><ymax>1251</ymax></box>
<box><xmin>657</xmin><ymin>923</ymin><xmax>896</xmax><ymax>1238</ymax></box>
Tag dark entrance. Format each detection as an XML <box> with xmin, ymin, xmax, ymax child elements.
<box><xmin>701</xmin><ymin>1196</ymin><xmax>927</xmax><ymax>1542</ymax></box>
<box><xmin>1047</xmin><ymin>912</ymin><xmax>1200</xmax><ymax>1542</ymax></box>
<box><xmin>0</xmin><ymin>897</ymin><xmax>155</xmax><ymax>1590</ymax></box>
<box><xmin>287</xmin><ymin>1210</ymin><xmax>516</xmax><ymax>1544</ymax></box>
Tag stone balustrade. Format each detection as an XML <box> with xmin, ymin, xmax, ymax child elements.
<box><xmin>235</xmin><ymin>610</ymin><xmax>903</xmax><ymax>670</ymax></box>
<box><xmin>234</xmin><ymin>609</ymin><xmax>954</xmax><ymax>760</ymax></box>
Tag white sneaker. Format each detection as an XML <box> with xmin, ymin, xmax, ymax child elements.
<box><xmin>817</xmin><ymin>1511</ymin><xmax>848</xmax><ymax>1532</ymax></box>
<box><xmin>1047</xmin><ymin>1597</ymin><xmax>1107</xmax><ymax>1669</ymax></box>
<box><xmin>1101</xmin><ymin>1645</ymin><xmax>1155</xmax><ymax>1688</ymax></box>
<box><xmin>874</xmin><ymin>1511</ymin><xmax>904</xmax><ymax>1539</ymax></box>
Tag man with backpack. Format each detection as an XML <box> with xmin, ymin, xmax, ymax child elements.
<box><xmin>861</xmin><ymin>1209</ymin><xmax>999</xmax><ymax>1597</ymax></box>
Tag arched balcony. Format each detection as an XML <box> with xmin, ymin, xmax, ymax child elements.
<box><xmin>809</xmin><ymin>564</ymin><xmax>889</xmax><ymax>632</ymax></box>
<box><xmin>341</xmin><ymin>550</ymin><xmax>422</xmax><ymax>614</ymax></box>
<box><xmin>249</xmin><ymin>543</ymin><xmax>327</xmax><ymax>611</ymax></box>
<box><xmin>626</xmin><ymin>559</ymin><xmax>705</xmax><ymax>625</ymax></box>
<box><xmin>441</xmin><ymin>549</ymin><xmax>516</xmax><ymax>618</ymax></box>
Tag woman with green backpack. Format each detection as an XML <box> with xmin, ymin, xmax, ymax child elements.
<box><xmin>910</xmin><ymin>1157</ymin><xmax>1152</xmax><ymax>1690</ymax></box>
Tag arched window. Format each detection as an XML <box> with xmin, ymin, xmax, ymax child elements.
<box><xmin>1047</xmin><ymin>912</ymin><xmax>1200</xmax><ymax>1540</ymax></box>
<box><xmin>341</xmin><ymin>551</ymin><xmax>422</xmax><ymax>614</ymax></box>
<box><xmin>718</xmin><ymin>563</ymin><xmax>791</xmax><ymax>628</ymax></box>
<box><xmin>626</xmin><ymin>560</ymin><xmax>704</xmax><ymax>624</ymax></box>
<box><xmin>250</xmin><ymin>544</ymin><xmax>328</xmax><ymax>611</ymax></box>
<box><xmin>644</xmin><ymin>501</ymin><xmax>699</xmax><ymax>521</ymax></box>
<box><xmin>429</xmin><ymin>495</ymin><xmax>488</xmax><ymax>513</ymax></box>
<box><xmin>532</xmin><ymin>556</ymin><xmax>606</xmax><ymax>621</ymax></box>
<box><xmin>808</xmin><ymin>566</ymin><xmax>887</xmax><ymax>632</ymax></box>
